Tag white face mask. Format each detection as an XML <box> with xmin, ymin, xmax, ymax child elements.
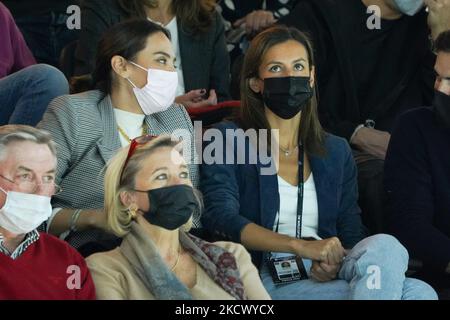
<box><xmin>127</xmin><ymin>61</ymin><xmax>178</xmax><ymax>115</ymax></box>
<box><xmin>0</xmin><ymin>187</ymin><xmax>52</xmax><ymax>235</ymax></box>
<box><xmin>393</xmin><ymin>0</ymin><xmax>424</xmax><ymax>16</ymax></box>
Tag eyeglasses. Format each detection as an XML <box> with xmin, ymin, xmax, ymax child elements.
<box><xmin>0</xmin><ymin>174</ymin><xmax>62</xmax><ymax>195</ymax></box>
<box><xmin>120</xmin><ymin>134</ymin><xmax>158</xmax><ymax>182</ymax></box>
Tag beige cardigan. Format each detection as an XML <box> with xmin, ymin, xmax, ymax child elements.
<box><xmin>86</xmin><ymin>241</ymin><xmax>271</xmax><ymax>300</ymax></box>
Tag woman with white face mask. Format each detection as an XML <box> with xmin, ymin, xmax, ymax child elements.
<box><xmin>74</xmin><ymin>0</ymin><xmax>230</xmax><ymax>108</ymax></box>
<box><xmin>0</xmin><ymin>125</ymin><xmax>96</xmax><ymax>300</ymax></box>
<box><xmin>37</xmin><ymin>19</ymin><xmax>200</xmax><ymax>253</ymax></box>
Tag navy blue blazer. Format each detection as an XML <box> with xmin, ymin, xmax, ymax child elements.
<box><xmin>200</xmin><ymin>121</ymin><xmax>366</xmax><ymax>267</ymax></box>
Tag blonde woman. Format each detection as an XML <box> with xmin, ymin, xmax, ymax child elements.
<box><xmin>86</xmin><ymin>135</ymin><xmax>270</xmax><ymax>300</ymax></box>
<box><xmin>37</xmin><ymin>20</ymin><xmax>200</xmax><ymax>251</ymax></box>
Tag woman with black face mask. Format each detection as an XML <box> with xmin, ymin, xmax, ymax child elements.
<box><xmin>37</xmin><ymin>19</ymin><xmax>200</xmax><ymax>253</ymax></box>
<box><xmin>200</xmin><ymin>26</ymin><xmax>437</xmax><ymax>300</ymax></box>
<box><xmin>86</xmin><ymin>135</ymin><xmax>270</xmax><ymax>300</ymax></box>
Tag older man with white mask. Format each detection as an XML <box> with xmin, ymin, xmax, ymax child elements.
<box><xmin>0</xmin><ymin>125</ymin><xmax>95</xmax><ymax>300</ymax></box>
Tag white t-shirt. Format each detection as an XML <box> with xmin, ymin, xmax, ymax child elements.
<box><xmin>114</xmin><ymin>108</ymin><xmax>146</xmax><ymax>147</ymax></box>
<box><xmin>275</xmin><ymin>173</ymin><xmax>320</xmax><ymax>240</ymax></box>
<box><xmin>148</xmin><ymin>16</ymin><xmax>186</xmax><ymax>96</ymax></box>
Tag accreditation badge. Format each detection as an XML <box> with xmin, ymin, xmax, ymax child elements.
<box><xmin>268</xmin><ymin>255</ymin><xmax>308</xmax><ymax>284</ymax></box>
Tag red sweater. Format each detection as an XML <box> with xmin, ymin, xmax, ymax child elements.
<box><xmin>0</xmin><ymin>233</ymin><xmax>96</xmax><ymax>300</ymax></box>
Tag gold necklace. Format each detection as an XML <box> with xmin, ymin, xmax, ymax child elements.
<box><xmin>170</xmin><ymin>246</ymin><xmax>182</xmax><ymax>272</ymax></box>
<box><xmin>279</xmin><ymin>145</ymin><xmax>299</xmax><ymax>157</ymax></box>
<box><xmin>118</xmin><ymin>123</ymin><xmax>148</xmax><ymax>143</ymax></box>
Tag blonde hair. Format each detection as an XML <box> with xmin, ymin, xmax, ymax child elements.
<box><xmin>104</xmin><ymin>135</ymin><xmax>202</xmax><ymax>237</ymax></box>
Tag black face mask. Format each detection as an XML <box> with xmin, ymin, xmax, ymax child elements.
<box><xmin>142</xmin><ymin>185</ymin><xmax>198</xmax><ymax>230</ymax></box>
<box><xmin>262</xmin><ymin>76</ymin><xmax>313</xmax><ymax>119</ymax></box>
<box><xmin>433</xmin><ymin>90</ymin><xmax>450</xmax><ymax>128</ymax></box>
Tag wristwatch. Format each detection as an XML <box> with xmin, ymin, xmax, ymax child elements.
<box><xmin>350</xmin><ymin>119</ymin><xmax>376</xmax><ymax>143</ymax></box>
<box><xmin>364</xmin><ymin>119</ymin><xmax>376</xmax><ymax>129</ymax></box>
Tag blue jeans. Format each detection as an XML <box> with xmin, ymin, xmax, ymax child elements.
<box><xmin>260</xmin><ymin>234</ymin><xmax>438</xmax><ymax>300</ymax></box>
<box><xmin>0</xmin><ymin>64</ymin><xmax>68</xmax><ymax>126</ymax></box>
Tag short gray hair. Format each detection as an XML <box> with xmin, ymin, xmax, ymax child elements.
<box><xmin>0</xmin><ymin>125</ymin><xmax>57</xmax><ymax>161</ymax></box>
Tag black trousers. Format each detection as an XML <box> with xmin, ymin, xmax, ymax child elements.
<box><xmin>354</xmin><ymin>151</ymin><xmax>387</xmax><ymax>235</ymax></box>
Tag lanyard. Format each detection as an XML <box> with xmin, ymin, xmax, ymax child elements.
<box><xmin>275</xmin><ymin>144</ymin><xmax>305</xmax><ymax>239</ymax></box>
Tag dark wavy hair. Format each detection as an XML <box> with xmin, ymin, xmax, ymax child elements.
<box><xmin>238</xmin><ymin>25</ymin><xmax>326</xmax><ymax>157</ymax></box>
<box><xmin>117</xmin><ymin>0</ymin><xmax>216</xmax><ymax>34</ymax></box>
<box><xmin>91</xmin><ymin>19</ymin><xmax>171</xmax><ymax>95</ymax></box>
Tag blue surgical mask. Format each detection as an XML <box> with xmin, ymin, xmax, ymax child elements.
<box><xmin>392</xmin><ymin>0</ymin><xmax>424</xmax><ymax>16</ymax></box>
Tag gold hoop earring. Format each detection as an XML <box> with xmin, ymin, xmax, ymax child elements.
<box><xmin>128</xmin><ymin>205</ymin><xmax>138</xmax><ymax>220</ymax></box>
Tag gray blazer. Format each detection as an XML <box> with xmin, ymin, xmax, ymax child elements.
<box><xmin>37</xmin><ymin>90</ymin><xmax>200</xmax><ymax>241</ymax></box>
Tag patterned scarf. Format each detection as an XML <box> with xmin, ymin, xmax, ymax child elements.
<box><xmin>120</xmin><ymin>222</ymin><xmax>247</xmax><ymax>300</ymax></box>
